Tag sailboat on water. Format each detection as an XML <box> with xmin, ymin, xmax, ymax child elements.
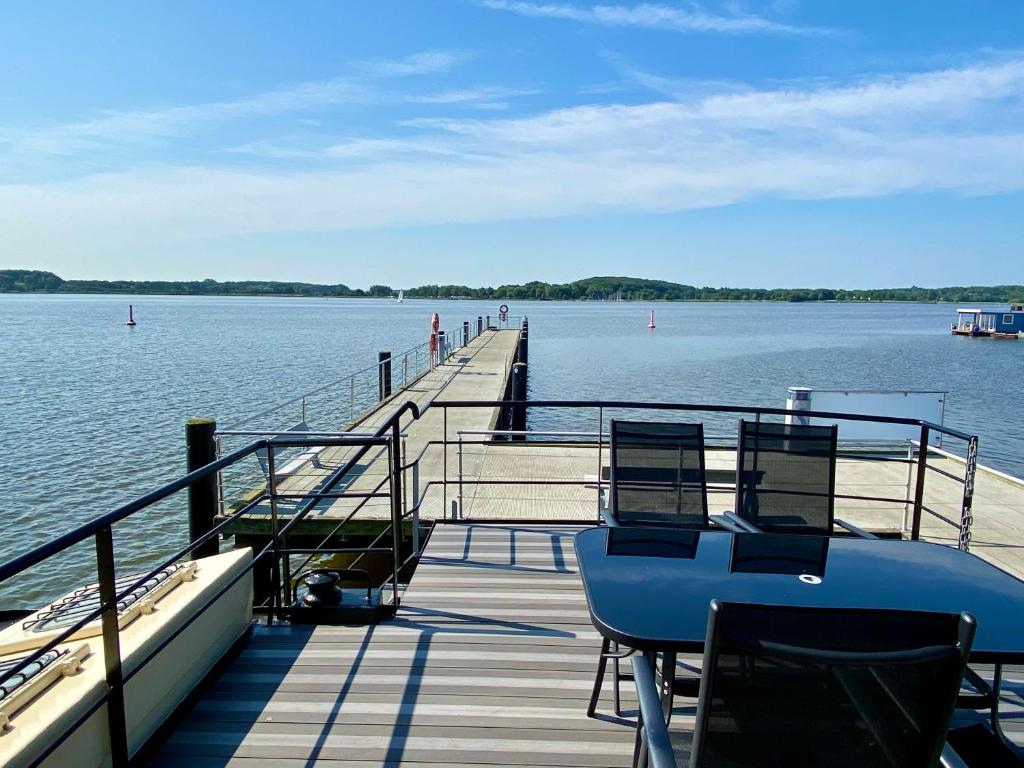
<box><xmin>397</xmin><ymin>290</ymin><xmax>404</xmax><ymax>303</ymax></box>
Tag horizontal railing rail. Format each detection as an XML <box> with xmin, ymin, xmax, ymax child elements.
<box><xmin>0</xmin><ymin>398</ymin><xmax>424</xmax><ymax>768</ymax></box>
<box><xmin>429</xmin><ymin>399</ymin><xmax>978</xmax><ymax>549</ymax></box>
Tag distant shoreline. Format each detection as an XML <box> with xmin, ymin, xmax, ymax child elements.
<box><xmin>0</xmin><ymin>291</ymin><xmax>1010</xmax><ymax>306</ymax></box>
<box><xmin>1</xmin><ymin>269</ymin><xmax>1021</xmax><ymax>304</ymax></box>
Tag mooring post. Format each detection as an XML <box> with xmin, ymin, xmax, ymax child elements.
<box><xmin>477</xmin><ymin>316</ymin><xmax>483</xmax><ymax>336</ymax></box>
<box><xmin>486</xmin><ymin>314</ymin><xmax>491</xmax><ymax>329</ymax></box>
<box><xmin>437</xmin><ymin>331</ymin><xmax>446</xmax><ymax>363</ymax></box>
<box><xmin>378</xmin><ymin>351</ymin><xmax>392</xmax><ymax>400</ymax></box>
<box><xmin>519</xmin><ymin>317</ymin><xmax>529</xmax><ymax>364</ymax></box>
<box><xmin>511</xmin><ymin>362</ymin><xmax>527</xmax><ymax>438</ymax></box>
<box><xmin>463</xmin><ymin>321</ymin><xmax>470</xmax><ymax>346</ymax></box>
<box><xmin>186</xmin><ymin>417</ymin><xmax>219</xmax><ymax>557</ymax></box>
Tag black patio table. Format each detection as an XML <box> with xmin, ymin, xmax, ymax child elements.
<box><xmin>574</xmin><ymin>526</ymin><xmax>1024</xmax><ymax>663</ymax></box>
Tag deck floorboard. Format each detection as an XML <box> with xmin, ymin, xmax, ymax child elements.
<box><xmin>145</xmin><ymin>523</ymin><xmax>1024</xmax><ymax>767</ymax></box>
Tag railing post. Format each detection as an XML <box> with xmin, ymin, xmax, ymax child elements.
<box><xmin>95</xmin><ymin>526</ymin><xmax>129</xmax><ymax>767</ymax></box>
<box><xmin>389</xmin><ymin>421</ymin><xmax>404</xmax><ymax>607</ymax></box>
<box><xmin>412</xmin><ymin>461</ymin><xmax>420</xmax><ymax>553</ymax></box>
<box><xmin>403</xmin><ymin>353</ymin><xmax>408</xmax><ymax>387</ymax></box>
<box><xmin>903</xmin><ymin>440</ymin><xmax>914</xmax><ymax>533</ymax></box>
<box><xmin>911</xmin><ymin>424</ymin><xmax>930</xmax><ymax>541</ymax></box>
<box><xmin>378</xmin><ymin>351</ymin><xmax>392</xmax><ymax>401</ymax></box>
<box><xmin>458</xmin><ymin>432</ymin><xmax>464</xmax><ymax>516</ymax></box>
<box><xmin>267</xmin><ymin>445</ymin><xmax>281</xmax><ymax>622</ymax></box>
<box><xmin>186</xmin><ymin>417</ymin><xmax>219</xmax><ymax>558</ymax></box>
<box><xmin>597</xmin><ymin>406</ymin><xmax>604</xmax><ymax>522</ymax></box>
<box><xmin>349</xmin><ymin>377</ymin><xmax>355</xmax><ymax>423</ymax></box>
<box><xmin>959</xmin><ymin>436</ymin><xmax>978</xmax><ymax>551</ymax></box>
<box><xmin>443</xmin><ymin>406</ymin><xmax>448</xmax><ymax>513</ymax></box>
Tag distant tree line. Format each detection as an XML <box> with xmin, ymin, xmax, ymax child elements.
<box><xmin>2</xmin><ymin>269</ymin><xmax>1022</xmax><ymax>304</ymax></box>
<box><xmin>405</xmin><ymin>276</ymin><xmax>1024</xmax><ymax>303</ymax></box>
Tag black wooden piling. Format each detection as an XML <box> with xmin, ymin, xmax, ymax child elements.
<box><xmin>463</xmin><ymin>321</ymin><xmax>470</xmax><ymax>346</ymax></box>
<box><xmin>437</xmin><ymin>330</ymin><xmax>446</xmax><ymax>362</ymax></box>
<box><xmin>186</xmin><ymin>417</ymin><xmax>219</xmax><ymax>557</ymax></box>
<box><xmin>477</xmin><ymin>316</ymin><xmax>483</xmax><ymax>336</ymax></box>
<box><xmin>511</xmin><ymin>362</ymin><xmax>527</xmax><ymax>437</ymax></box>
<box><xmin>378</xmin><ymin>351</ymin><xmax>392</xmax><ymax>400</ymax></box>
<box><xmin>518</xmin><ymin>317</ymin><xmax>529</xmax><ymax>365</ymax></box>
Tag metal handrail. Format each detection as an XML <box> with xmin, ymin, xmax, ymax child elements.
<box><xmin>431</xmin><ymin>398</ymin><xmax>975</xmax><ymax>441</ymax></box>
<box><xmin>0</xmin><ymin>400</ymin><xmax>423</xmax><ymax>767</ymax></box>
<box><xmin>433</xmin><ymin>398</ymin><xmax>978</xmax><ymax>546</ymax></box>
<box><xmin>223</xmin><ymin>318</ymin><xmax>482</xmax><ymax>433</ymax></box>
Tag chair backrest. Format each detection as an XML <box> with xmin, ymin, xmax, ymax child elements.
<box><xmin>690</xmin><ymin>601</ymin><xmax>976</xmax><ymax>768</ymax></box>
<box><xmin>735</xmin><ymin>420</ymin><xmax>838</xmax><ymax>535</ymax></box>
<box><xmin>609</xmin><ymin>420</ymin><xmax>708</xmax><ymax>527</ymax></box>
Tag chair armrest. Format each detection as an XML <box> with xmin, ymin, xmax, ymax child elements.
<box><xmin>835</xmin><ymin>518</ymin><xmax>879</xmax><ymax>539</ymax></box>
<box><xmin>599</xmin><ymin>508</ymin><xmax>621</xmax><ymax>527</ymax></box>
<box><xmin>718</xmin><ymin>511</ymin><xmax>763</xmax><ymax>533</ymax></box>
<box><xmin>631</xmin><ymin>654</ymin><xmax>678</xmax><ymax>768</ymax></box>
<box><xmin>939</xmin><ymin>744</ymin><xmax>969</xmax><ymax>768</ymax></box>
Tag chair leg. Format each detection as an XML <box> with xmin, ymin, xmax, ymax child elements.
<box><xmin>660</xmin><ymin>651</ymin><xmax>676</xmax><ymax>726</ymax></box>
<box><xmin>987</xmin><ymin>665</ymin><xmax>1018</xmax><ymax>753</ymax></box>
<box><xmin>633</xmin><ymin>706</ymin><xmax>647</xmax><ymax>768</ymax></box>
<box><xmin>587</xmin><ymin>636</ymin><xmax>611</xmax><ymax>718</ymax></box>
<box><xmin>613</xmin><ymin>641</ymin><xmax>622</xmax><ymax>716</ymax></box>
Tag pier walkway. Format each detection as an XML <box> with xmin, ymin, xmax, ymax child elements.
<box><xmin>225</xmin><ymin>328</ymin><xmax>522</xmax><ymax>536</ymax></box>
<box><xmin>146</xmin><ymin>521</ymin><xmax>1024</xmax><ymax>767</ymax></box>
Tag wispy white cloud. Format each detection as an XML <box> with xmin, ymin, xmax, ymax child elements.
<box><xmin>2</xmin><ymin>58</ymin><xmax>1023</xmax><ymax>258</ymax></box>
<box><xmin>480</xmin><ymin>0</ymin><xmax>835</xmax><ymax>36</ymax></box>
<box><xmin>4</xmin><ymin>50</ymin><xmax>471</xmax><ymax>156</ymax></box>
<box><xmin>352</xmin><ymin>50</ymin><xmax>474</xmax><ymax>78</ymax></box>
<box><xmin>407</xmin><ymin>86</ymin><xmax>539</xmax><ymax>110</ymax></box>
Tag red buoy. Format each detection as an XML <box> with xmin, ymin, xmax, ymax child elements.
<box><xmin>125</xmin><ymin>304</ymin><xmax>137</xmax><ymax>327</ymax></box>
<box><xmin>648</xmin><ymin>310</ymin><xmax>656</xmax><ymax>329</ymax></box>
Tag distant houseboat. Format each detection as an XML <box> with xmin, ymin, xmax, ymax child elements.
<box><xmin>951</xmin><ymin>304</ymin><xmax>1024</xmax><ymax>338</ymax></box>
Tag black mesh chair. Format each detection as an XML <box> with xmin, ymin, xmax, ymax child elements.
<box><xmin>722</xmin><ymin>420</ymin><xmax>875</xmax><ymax>538</ymax></box>
<box><xmin>604</xmin><ymin>420</ymin><xmax>709</xmax><ymax>528</ymax></box>
<box><xmin>634</xmin><ymin>601</ymin><xmax>977</xmax><ymax>768</ymax></box>
<box><xmin>591</xmin><ymin>421</ymin><xmax>711</xmax><ymax>719</ymax></box>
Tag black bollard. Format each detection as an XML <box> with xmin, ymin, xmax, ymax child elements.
<box><xmin>511</xmin><ymin>362</ymin><xmax>527</xmax><ymax>438</ymax></box>
<box><xmin>477</xmin><ymin>316</ymin><xmax>483</xmax><ymax>336</ymax></box>
<box><xmin>437</xmin><ymin>331</ymin><xmax>446</xmax><ymax>362</ymax></box>
<box><xmin>186</xmin><ymin>418</ymin><xmax>219</xmax><ymax>558</ymax></box>
<box><xmin>463</xmin><ymin>321</ymin><xmax>470</xmax><ymax>346</ymax></box>
<box><xmin>378</xmin><ymin>351</ymin><xmax>392</xmax><ymax>400</ymax></box>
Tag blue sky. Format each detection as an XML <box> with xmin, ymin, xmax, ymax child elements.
<box><xmin>1</xmin><ymin>1</ymin><xmax>1022</xmax><ymax>289</ymax></box>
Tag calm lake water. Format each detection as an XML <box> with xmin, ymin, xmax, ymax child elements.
<box><xmin>1</xmin><ymin>294</ymin><xmax>1020</xmax><ymax>603</ymax></box>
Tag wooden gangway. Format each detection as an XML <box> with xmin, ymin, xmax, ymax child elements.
<box><xmin>145</xmin><ymin>522</ymin><xmax>1024</xmax><ymax>767</ymax></box>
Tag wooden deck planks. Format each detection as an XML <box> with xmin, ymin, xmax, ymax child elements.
<box><xmin>146</xmin><ymin>522</ymin><xmax>1024</xmax><ymax>767</ymax></box>
<box><xmin>146</xmin><ymin>523</ymin><xmax>639</xmax><ymax>767</ymax></box>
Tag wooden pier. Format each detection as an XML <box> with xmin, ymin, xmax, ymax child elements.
<box><xmin>219</xmin><ymin>318</ymin><xmax>1024</xmax><ymax>580</ymax></box>
<box><xmin>223</xmin><ymin>328</ymin><xmax>524</xmax><ymax>537</ymax></box>
<box><xmin>146</xmin><ymin>522</ymin><xmax>1024</xmax><ymax>767</ymax></box>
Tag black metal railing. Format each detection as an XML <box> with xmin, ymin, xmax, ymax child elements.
<box><xmin>0</xmin><ymin>385</ymin><xmax>984</xmax><ymax>766</ymax></box>
<box><xmin>422</xmin><ymin>399</ymin><xmax>979</xmax><ymax>547</ymax></box>
<box><xmin>0</xmin><ymin>400</ymin><xmax>423</xmax><ymax>767</ymax></box>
